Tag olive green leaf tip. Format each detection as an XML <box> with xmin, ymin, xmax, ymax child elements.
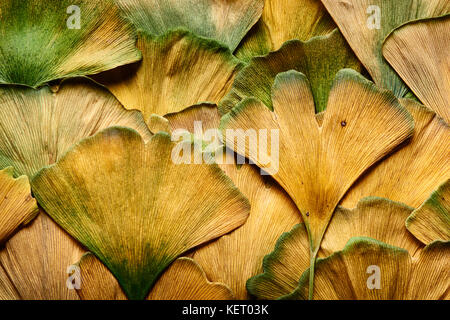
<box><xmin>333</xmin><ymin>68</ymin><xmax>373</xmax><ymax>86</ymax></box>
<box><xmin>343</xmin><ymin>236</ymin><xmax>407</xmax><ymax>253</ymax></box>
<box><xmin>246</xmin><ymin>223</ymin><xmax>306</xmax><ymax>296</ymax></box>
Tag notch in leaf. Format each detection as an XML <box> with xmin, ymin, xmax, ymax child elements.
<box><xmin>220</xmin><ymin>29</ymin><xmax>362</xmax><ymax>114</ymax></box>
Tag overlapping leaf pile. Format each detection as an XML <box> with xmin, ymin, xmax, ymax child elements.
<box><xmin>0</xmin><ymin>0</ymin><xmax>448</xmax><ymax>300</ymax></box>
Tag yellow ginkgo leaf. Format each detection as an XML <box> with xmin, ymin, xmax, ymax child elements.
<box><xmin>194</xmin><ymin>161</ymin><xmax>302</xmax><ymax>299</ymax></box>
<box><xmin>0</xmin><ymin>212</ymin><xmax>85</xmax><ymax>300</ymax></box>
<box><xmin>406</xmin><ymin>180</ymin><xmax>450</xmax><ymax>245</ymax></box>
<box><xmin>284</xmin><ymin>238</ymin><xmax>449</xmax><ymax>300</ymax></box>
<box><xmin>0</xmin><ymin>167</ymin><xmax>38</xmax><ymax>244</ymax></box>
<box><xmin>116</xmin><ymin>0</ymin><xmax>263</xmax><ymax>51</ymax></box>
<box><xmin>31</xmin><ymin>127</ymin><xmax>250</xmax><ymax>300</ymax></box>
<box><xmin>0</xmin><ymin>78</ymin><xmax>151</xmax><ymax>178</ymax></box>
<box><xmin>321</xmin><ymin>0</ymin><xmax>449</xmax><ymax>97</ymax></box>
<box><xmin>383</xmin><ymin>15</ymin><xmax>450</xmax><ymax>123</ymax></box>
<box><xmin>93</xmin><ymin>30</ymin><xmax>243</xmax><ymax>122</ymax></box>
<box><xmin>235</xmin><ymin>0</ymin><xmax>335</xmax><ymax>61</ymax></box>
<box><xmin>221</xmin><ymin>69</ymin><xmax>414</xmax><ymax>297</ymax></box>
<box><xmin>247</xmin><ymin>198</ymin><xmax>423</xmax><ymax>299</ymax></box>
<box><xmin>342</xmin><ymin>99</ymin><xmax>449</xmax><ymax>208</ymax></box>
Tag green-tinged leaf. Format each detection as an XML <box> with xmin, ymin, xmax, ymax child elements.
<box><xmin>31</xmin><ymin>127</ymin><xmax>250</xmax><ymax>300</ymax></box>
<box><xmin>235</xmin><ymin>0</ymin><xmax>335</xmax><ymax>61</ymax></box>
<box><xmin>76</xmin><ymin>254</ymin><xmax>235</xmax><ymax>300</ymax></box>
<box><xmin>0</xmin><ymin>0</ymin><xmax>141</xmax><ymax>88</ymax></box>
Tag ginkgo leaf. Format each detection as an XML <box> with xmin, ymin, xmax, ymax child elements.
<box><xmin>31</xmin><ymin>127</ymin><xmax>250</xmax><ymax>300</ymax></box>
<box><xmin>235</xmin><ymin>0</ymin><xmax>335</xmax><ymax>61</ymax></box>
<box><xmin>284</xmin><ymin>238</ymin><xmax>449</xmax><ymax>300</ymax></box>
<box><xmin>116</xmin><ymin>0</ymin><xmax>264</xmax><ymax>51</ymax></box>
<box><xmin>147</xmin><ymin>257</ymin><xmax>235</xmax><ymax>300</ymax></box>
<box><xmin>247</xmin><ymin>198</ymin><xmax>423</xmax><ymax>299</ymax></box>
<box><xmin>321</xmin><ymin>0</ymin><xmax>450</xmax><ymax>97</ymax></box>
<box><xmin>76</xmin><ymin>253</ymin><xmax>234</xmax><ymax>300</ymax></box>
<box><xmin>221</xmin><ymin>69</ymin><xmax>414</xmax><ymax>266</ymax></box>
<box><xmin>406</xmin><ymin>180</ymin><xmax>450</xmax><ymax>244</ymax></box>
<box><xmin>220</xmin><ymin>29</ymin><xmax>362</xmax><ymax>114</ymax></box>
<box><xmin>94</xmin><ymin>30</ymin><xmax>243</xmax><ymax>121</ymax></box>
<box><xmin>342</xmin><ymin>99</ymin><xmax>449</xmax><ymax>208</ymax></box>
<box><xmin>0</xmin><ymin>167</ymin><xmax>38</xmax><ymax>244</ymax></box>
<box><xmin>0</xmin><ymin>0</ymin><xmax>141</xmax><ymax>88</ymax></box>
<box><xmin>0</xmin><ymin>78</ymin><xmax>152</xmax><ymax>178</ymax></box>
<box><xmin>0</xmin><ymin>212</ymin><xmax>85</xmax><ymax>300</ymax></box>
<box><xmin>383</xmin><ymin>14</ymin><xmax>450</xmax><ymax>123</ymax></box>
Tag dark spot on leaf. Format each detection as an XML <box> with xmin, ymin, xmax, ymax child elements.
<box><xmin>341</xmin><ymin>121</ymin><xmax>347</xmax><ymax>127</ymax></box>
<box><xmin>306</xmin><ymin>212</ymin><xmax>309</xmax><ymax>217</ymax></box>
